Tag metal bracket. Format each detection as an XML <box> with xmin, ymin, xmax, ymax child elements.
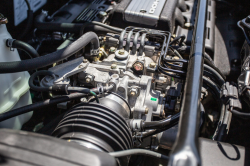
<box><xmin>90</xmin><ymin>48</ymin><xmax>100</xmax><ymax>56</ymax></box>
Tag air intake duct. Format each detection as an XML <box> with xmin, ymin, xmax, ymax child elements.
<box><xmin>52</xmin><ymin>96</ymin><xmax>133</xmax><ymax>153</ymax></box>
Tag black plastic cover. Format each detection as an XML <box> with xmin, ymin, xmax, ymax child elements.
<box><xmin>0</xmin><ymin>129</ymin><xmax>117</xmax><ymax>166</ymax></box>
<box><xmin>110</xmin><ymin>0</ymin><xmax>179</xmax><ymax>32</ymax></box>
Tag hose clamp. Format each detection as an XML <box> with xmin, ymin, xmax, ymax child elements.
<box><xmin>96</xmin><ymin>84</ymin><xmax>104</xmax><ymax>97</ymax></box>
<box><xmin>6</xmin><ymin>39</ymin><xmax>16</xmax><ymax>51</ymax></box>
<box><xmin>129</xmin><ymin>119</ymin><xmax>143</xmax><ymax>132</ymax></box>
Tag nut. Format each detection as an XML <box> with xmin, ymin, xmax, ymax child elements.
<box><xmin>118</xmin><ymin>49</ymin><xmax>125</xmax><ymax>55</ymax></box>
<box><xmin>129</xmin><ymin>88</ymin><xmax>138</xmax><ymax>96</ymax></box>
<box><xmin>111</xmin><ymin>64</ymin><xmax>117</xmax><ymax>69</ymax></box>
<box><xmin>85</xmin><ymin>75</ymin><xmax>93</xmax><ymax>83</ymax></box>
<box><xmin>109</xmin><ymin>47</ymin><xmax>116</xmax><ymax>53</ymax></box>
<box><xmin>98</xmin><ymin>11</ymin><xmax>107</xmax><ymax>18</ymax></box>
<box><xmin>145</xmin><ymin>107</ymin><xmax>149</xmax><ymax>114</ymax></box>
<box><xmin>149</xmin><ymin>62</ymin><xmax>156</xmax><ymax>68</ymax></box>
<box><xmin>83</xmin><ymin>59</ymin><xmax>88</xmax><ymax>63</ymax></box>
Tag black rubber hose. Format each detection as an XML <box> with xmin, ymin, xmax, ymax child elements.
<box><xmin>35</xmin><ymin>11</ymin><xmax>83</xmax><ymax>33</ymax></box>
<box><xmin>0</xmin><ymin>32</ymin><xmax>99</xmax><ymax>73</ymax></box>
<box><xmin>141</xmin><ymin>121</ymin><xmax>179</xmax><ymax>139</ymax></box>
<box><xmin>18</xmin><ymin>10</ymin><xmax>33</xmax><ymax>40</ymax></box>
<box><xmin>203</xmin><ymin>76</ymin><xmax>229</xmax><ymax>141</ymax></box>
<box><xmin>82</xmin><ymin>21</ymin><xmax>123</xmax><ymax>33</ymax></box>
<box><xmin>82</xmin><ymin>24</ymin><xmax>122</xmax><ymax>35</ymax></box>
<box><xmin>204</xmin><ymin>58</ymin><xmax>226</xmax><ymax>80</ymax></box>
<box><xmin>35</xmin><ymin>11</ymin><xmax>123</xmax><ymax>33</ymax></box>
<box><xmin>173</xmin><ymin>46</ymin><xmax>215</xmax><ymax>65</ymax></box>
<box><xmin>217</xmin><ymin>108</ymin><xmax>232</xmax><ymax>141</ymax></box>
<box><xmin>202</xmin><ymin>76</ymin><xmax>221</xmax><ymax>98</ymax></box>
<box><xmin>141</xmin><ymin>104</ymin><xmax>205</xmax><ymax>138</ymax></box>
<box><xmin>170</xmin><ymin>35</ymin><xmax>186</xmax><ymax>45</ymax></box>
<box><xmin>0</xmin><ymin>84</ymin><xmax>114</xmax><ymax>122</ymax></box>
<box><xmin>231</xmin><ymin>109</ymin><xmax>250</xmax><ymax>118</ymax></box>
<box><xmin>0</xmin><ymin>93</ymin><xmax>88</xmax><ymax>122</ymax></box>
<box><xmin>204</xmin><ymin>52</ymin><xmax>214</xmax><ymax>65</ymax></box>
<box><xmin>204</xmin><ymin>64</ymin><xmax>225</xmax><ymax>86</ymax></box>
<box><xmin>142</xmin><ymin>113</ymin><xmax>180</xmax><ymax>130</ymax></box>
<box><xmin>7</xmin><ymin>39</ymin><xmax>39</xmax><ymax>58</ymax></box>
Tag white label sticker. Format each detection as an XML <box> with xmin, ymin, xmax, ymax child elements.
<box><xmin>13</xmin><ymin>0</ymin><xmax>47</xmax><ymax>26</ymax></box>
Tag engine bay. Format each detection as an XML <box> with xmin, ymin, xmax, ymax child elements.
<box><xmin>0</xmin><ymin>0</ymin><xmax>250</xmax><ymax>165</ymax></box>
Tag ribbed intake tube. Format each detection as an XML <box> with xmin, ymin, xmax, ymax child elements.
<box><xmin>52</xmin><ymin>97</ymin><xmax>133</xmax><ymax>152</ymax></box>
<box><xmin>0</xmin><ymin>32</ymin><xmax>99</xmax><ymax>73</ymax></box>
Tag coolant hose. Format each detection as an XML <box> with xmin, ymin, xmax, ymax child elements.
<box><xmin>6</xmin><ymin>39</ymin><xmax>39</xmax><ymax>58</ymax></box>
<box><xmin>0</xmin><ymin>32</ymin><xmax>99</xmax><ymax>73</ymax></box>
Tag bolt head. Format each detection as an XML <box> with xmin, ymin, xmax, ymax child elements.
<box><xmin>111</xmin><ymin>64</ymin><xmax>117</xmax><ymax>69</ymax></box>
<box><xmin>130</xmin><ymin>91</ymin><xmax>136</xmax><ymax>96</ymax></box>
<box><xmin>145</xmin><ymin>107</ymin><xmax>149</xmax><ymax>114</ymax></box>
<box><xmin>86</xmin><ymin>78</ymin><xmax>91</xmax><ymax>83</ymax></box>
<box><xmin>184</xmin><ymin>22</ymin><xmax>193</xmax><ymax>29</ymax></box>
<box><xmin>149</xmin><ymin>62</ymin><xmax>156</xmax><ymax>68</ymax></box>
<box><xmin>83</xmin><ymin>59</ymin><xmax>88</xmax><ymax>63</ymax></box>
<box><xmin>118</xmin><ymin>49</ymin><xmax>125</xmax><ymax>55</ymax></box>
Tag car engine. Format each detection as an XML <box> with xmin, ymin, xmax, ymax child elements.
<box><xmin>0</xmin><ymin>0</ymin><xmax>250</xmax><ymax>165</ymax></box>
